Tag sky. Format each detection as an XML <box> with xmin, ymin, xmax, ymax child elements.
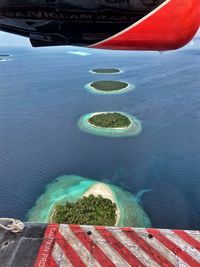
<box><xmin>0</xmin><ymin>31</ymin><xmax>30</xmax><ymax>47</ymax></box>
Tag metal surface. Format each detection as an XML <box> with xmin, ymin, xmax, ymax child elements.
<box><xmin>1</xmin><ymin>0</ymin><xmax>199</xmax><ymax>50</ymax></box>
<box><xmin>0</xmin><ymin>0</ymin><xmax>165</xmax><ymax>47</ymax></box>
<box><xmin>0</xmin><ymin>223</ymin><xmax>46</xmax><ymax>267</ymax></box>
<box><xmin>91</xmin><ymin>0</ymin><xmax>200</xmax><ymax>50</ymax></box>
<box><xmin>1</xmin><ymin>223</ymin><xmax>200</xmax><ymax>266</ymax></box>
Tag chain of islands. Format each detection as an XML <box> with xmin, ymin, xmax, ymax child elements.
<box><xmin>78</xmin><ymin>111</ymin><xmax>142</xmax><ymax>137</ymax></box>
<box><xmin>85</xmin><ymin>80</ymin><xmax>135</xmax><ymax>94</ymax></box>
<box><xmin>27</xmin><ymin>69</ymin><xmax>145</xmax><ymax>227</ymax></box>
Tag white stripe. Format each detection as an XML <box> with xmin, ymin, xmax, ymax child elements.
<box><xmin>81</xmin><ymin>226</ymin><xmax>131</xmax><ymax>267</ymax></box>
<box><xmin>59</xmin><ymin>225</ymin><xmax>101</xmax><ymax>267</ymax></box>
<box><xmin>134</xmin><ymin>228</ymin><xmax>189</xmax><ymax>267</ymax></box>
<box><xmin>90</xmin><ymin>0</ymin><xmax>171</xmax><ymax>47</ymax></box>
<box><xmin>161</xmin><ymin>229</ymin><xmax>200</xmax><ymax>264</ymax></box>
<box><xmin>52</xmin><ymin>242</ymin><xmax>73</xmax><ymax>267</ymax></box>
<box><xmin>110</xmin><ymin>228</ymin><xmax>160</xmax><ymax>267</ymax></box>
<box><xmin>185</xmin><ymin>230</ymin><xmax>200</xmax><ymax>244</ymax></box>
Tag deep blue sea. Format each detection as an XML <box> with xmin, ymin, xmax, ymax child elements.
<box><xmin>1</xmin><ymin>38</ymin><xmax>200</xmax><ymax>230</ymax></box>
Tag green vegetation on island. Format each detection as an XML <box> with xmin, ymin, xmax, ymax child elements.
<box><xmin>92</xmin><ymin>68</ymin><xmax>120</xmax><ymax>74</ymax></box>
<box><xmin>91</xmin><ymin>80</ymin><xmax>128</xmax><ymax>92</ymax></box>
<box><xmin>52</xmin><ymin>194</ymin><xmax>117</xmax><ymax>226</ymax></box>
<box><xmin>89</xmin><ymin>112</ymin><xmax>131</xmax><ymax>128</ymax></box>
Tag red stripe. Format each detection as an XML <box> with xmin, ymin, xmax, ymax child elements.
<box><xmin>147</xmin><ymin>229</ymin><xmax>200</xmax><ymax>267</ymax></box>
<box><xmin>48</xmin><ymin>254</ymin><xmax>59</xmax><ymax>267</ymax></box>
<box><xmin>173</xmin><ymin>230</ymin><xmax>200</xmax><ymax>252</ymax></box>
<box><xmin>96</xmin><ymin>226</ymin><xmax>145</xmax><ymax>267</ymax></box>
<box><xmin>69</xmin><ymin>225</ymin><xmax>115</xmax><ymax>267</ymax></box>
<box><xmin>56</xmin><ymin>230</ymin><xmax>87</xmax><ymax>267</ymax></box>
<box><xmin>34</xmin><ymin>224</ymin><xmax>58</xmax><ymax>267</ymax></box>
<box><xmin>123</xmin><ymin>228</ymin><xmax>175</xmax><ymax>267</ymax></box>
<box><xmin>91</xmin><ymin>0</ymin><xmax>200</xmax><ymax>51</ymax></box>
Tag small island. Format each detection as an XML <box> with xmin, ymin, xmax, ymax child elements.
<box><xmin>91</xmin><ymin>81</ymin><xmax>128</xmax><ymax>92</ymax></box>
<box><xmin>90</xmin><ymin>68</ymin><xmax>121</xmax><ymax>74</ymax></box>
<box><xmin>0</xmin><ymin>55</ymin><xmax>10</xmax><ymax>61</ymax></box>
<box><xmin>85</xmin><ymin>80</ymin><xmax>134</xmax><ymax>94</ymax></box>
<box><xmin>0</xmin><ymin>59</ymin><xmax>9</xmax><ymax>62</ymax></box>
<box><xmin>78</xmin><ymin>112</ymin><xmax>142</xmax><ymax>137</ymax></box>
<box><xmin>27</xmin><ymin>175</ymin><xmax>151</xmax><ymax>228</ymax></box>
<box><xmin>89</xmin><ymin>112</ymin><xmax>131</xmax><ymax>128</ymax></box>
<box><xmin>52</xmin><ymin>194</ymin><xmax>117</xmax><ymax>226</ymax></box>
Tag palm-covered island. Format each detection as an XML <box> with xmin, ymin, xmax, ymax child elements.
<box><xmin>27</xmin><ymin>175</ymin><xmax>151</xmax><ymax>227</ymax></box>
<box><xmin>52</xmin><ymin>194</ymin><xmax>117</xmax><ymax>226</ymax></box>
<box><xmin>89</xmin><ymin>112</ymin><xmax>131</xmax><ymax>128</ymax></box>
<box><xmin>91</xmin><ymin>68</ymin><xmax>120</xmax><ymax>74</ymax></box>
<box><xmin>78</xmin><ymin>112</ymin><xmax>142</xmax><ymax>137</ymax></box>
<box><xmin>85</xmin><ymin>80</ymin><xmax>134</xmax><ymax>94</ymax></box>
<box><xmin>90</xmin><ymin>80</ymin><xmax>128</xmax><ymax>92</ymax></box>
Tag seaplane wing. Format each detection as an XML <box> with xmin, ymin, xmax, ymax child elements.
<box><xmin>0</xmin><ymin>0</ymin><xmax>200</xmax><ymax>50</ymax></box>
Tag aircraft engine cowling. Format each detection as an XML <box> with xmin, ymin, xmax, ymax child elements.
<box><xmin>0</xmin><ymin>0</ymin><xmax>199</xmax><ymax>50</ymax></box>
